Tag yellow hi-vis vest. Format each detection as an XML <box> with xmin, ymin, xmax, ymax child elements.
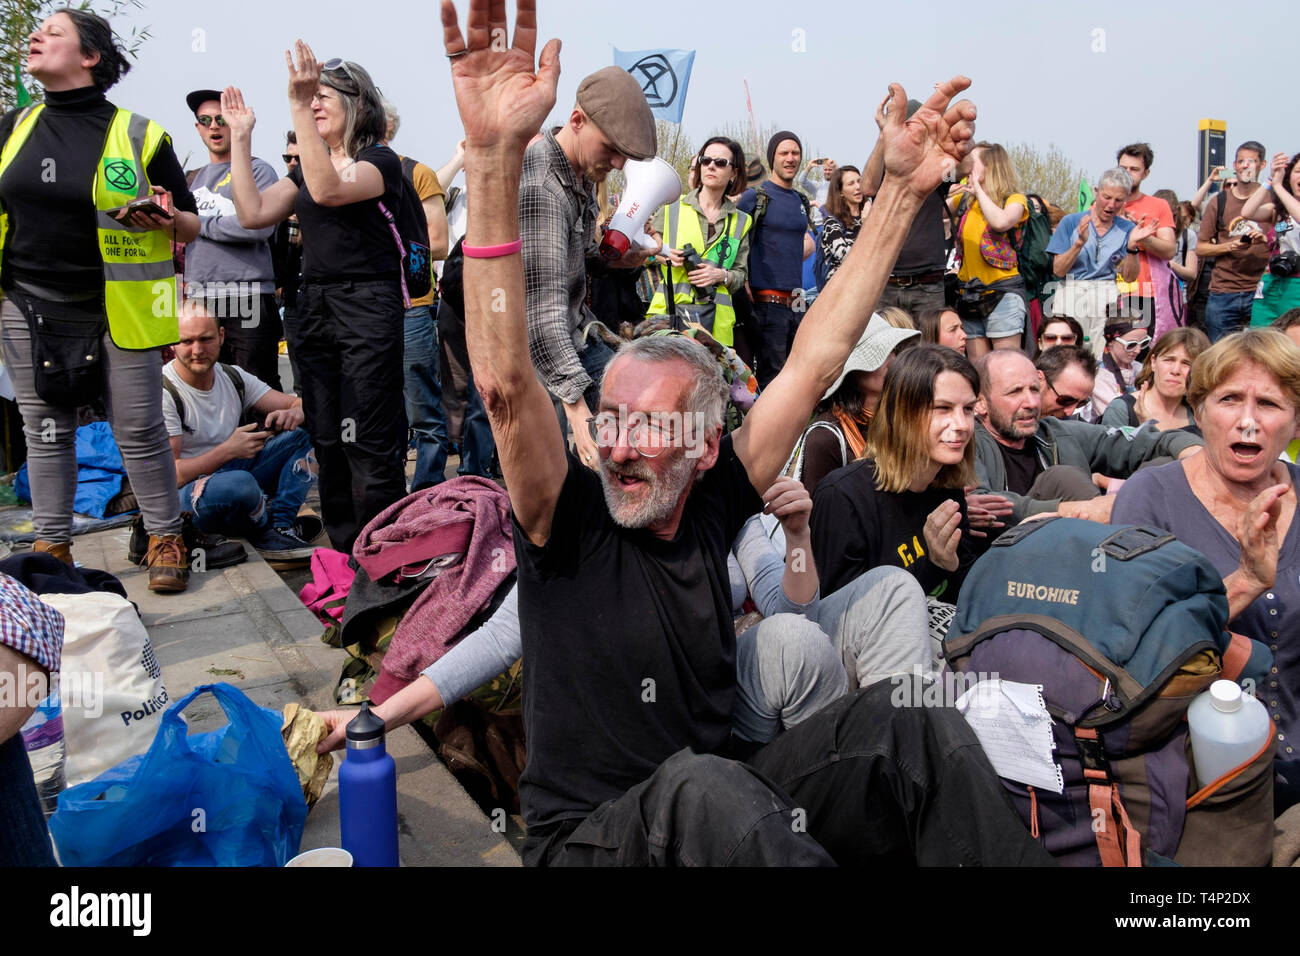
<box><xmin>0</xmin><ymin>104</ymin><xmax>179</xmax><ymax>350</ymax></box>
<box><xmin>647</xmin><ymin>200</ymin><xmax>751</xmax><ymax>347</ymax></box>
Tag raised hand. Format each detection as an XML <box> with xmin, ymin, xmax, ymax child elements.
<box><xmin>1075</xmin><ymin>213</ymin><xmax>1093</xmax><ymax>246</ymax></box>
<box><xmin>220</xmin><ymin>86</ymin><xmax>256</xmax><ymax>138</ymax></box>
<box><xmin>878</xmin><ymin>77</ymin><xmax>976</xmax><ymax>199</ymax></box>
<box><xmin>285</xmin><ymin>39</ymin><xmax>322</xmax><ymax>110</ymax></box>
<box><xmin>441</xmin><ymin>0</ymin><xmax>561</xmax><ymax>151</ymax></box>
<box><xmin>923</xmin><ymin>499</ymin><xmax>963</xmax><ymax>571</ymax></box>
<box><xmin>1273</xmin><ymin>152</ymin><xmax>1290</xmax><ymax>188</ymax></box>
<box><xmin>1236</xmin><ymin>481</ymin><xmax>1290</xmax><ymax>595</ymax></box>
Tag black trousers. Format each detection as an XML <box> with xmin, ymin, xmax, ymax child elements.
<box><xmin>292</xmin><ymin>280</ymin><xmax>408</xmax><ymax>553</ymax></box>
<box><xmin>206</xmin><ymin>289</ymin><xmax>285</xmax><ymax>391</ymax></box>
<box><xmin>525</xmin><ymin>683</ymin><xmax>1055</xmax><ymax>866</ymax></box>
<box><xmin>750</xmin><ymin>299</ymin><xmax>797</xmax><ymax>388</ymax></box>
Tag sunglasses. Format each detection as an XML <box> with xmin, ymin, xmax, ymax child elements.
<box><xmin>1040</xmin><ymin>333</ymin><xmax>1077</xmax><ymax>345</ymax></box>
<box><xmin>196</xmin><ymin>114</ymin><xmax>226</xmax><ymax>128</ymax></box>
<box><xmin>282</xmin><ymin>154</ymin><xmax>300</xmax><ymax>165</ymax></box>
<box><xmin>1045</xmin><ymin>379</ymin><xmax>1085</xmax><ymax>410</ymax></box>
<box><xmin>698</xmin><ymin>156</ymin><xmax>733</xmax><ymax>170</ymax></box>
<box><xmin>1121</xmin><ymin>336</ymin><xmax>1152</xmax><ymax>351</ymax></box>
<box><xmin>321</xmin><ymin>58</ymin><xmax>361</xmax><ymax>92</ymax></box>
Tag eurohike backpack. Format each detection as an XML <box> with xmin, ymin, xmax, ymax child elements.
<box><xmin>378</xmin><ymin>155</ymin><xmax>434</xmax><ymax>306</ymax></box>
<box><xmin>162</xmin><ymin>363</ymin><xmax>248</xmax><ymax>435</ymax></box>
<box><xmin>943</xmin><ymin>517</ymin><xmax>1276</xmax><ymax>867</ymax></box>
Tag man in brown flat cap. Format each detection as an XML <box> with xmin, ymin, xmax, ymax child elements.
<box><xmin>519</xmin><ymin>65</ymin><xmax>658</xmax><ymax>467</ymax></box>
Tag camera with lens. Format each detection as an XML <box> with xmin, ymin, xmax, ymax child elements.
<box><xmin>1270</xmin><ymin>251</ymin><xmax>1299</xmax><ymax>278</ymax></box>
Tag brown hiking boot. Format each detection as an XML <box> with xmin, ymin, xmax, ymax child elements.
<box><xmin>32</xmin><ymin>539</ymin><xmax>73</xmax><ymax>565</ymax></box>
<box><xmin>145</xmin><ymin>533</ymin><xmax>189</xmax><ymax>593</ymax></box>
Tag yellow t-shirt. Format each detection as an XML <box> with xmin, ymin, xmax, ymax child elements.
<box><xmin>957</xmin><ymin>192</ymin><xmax>1029</xmax><ymax>285</ymax></box>
<box><xmin>405</xmin><ymin>160</ymin><xmax>445</xmax><ymax>308</ymax></box>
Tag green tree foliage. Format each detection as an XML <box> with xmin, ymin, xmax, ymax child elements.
<box><xmin>1007</xmin><ymin>141</ymin><xmax>1087</xmax><ymax>212</ymax></box>
<box><xmin>2</xmin><ymin>0</ymin><xmax>150</xmax><ymax>113</ymax></box>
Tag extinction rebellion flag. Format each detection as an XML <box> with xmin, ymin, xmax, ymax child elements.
<box><xmin>613</xmin><ymin>47</ymin><xmax>695</xmax><ymax>124</ymax></box>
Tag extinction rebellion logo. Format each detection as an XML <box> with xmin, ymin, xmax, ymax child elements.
<box><xmin>630</xmin><ymin>54</ymin><xmax>677</xmax><ymax>109</ymax></box>
<box><xmin>103</xmin><ymin>158</ymin><xmax>137</xmax><ymax>192</ymax></box>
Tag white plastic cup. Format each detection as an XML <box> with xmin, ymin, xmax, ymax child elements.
<box><xmin>286</xmin><ymin>847</ymin><xmax>354</xmax><ymax>867</ymax></box>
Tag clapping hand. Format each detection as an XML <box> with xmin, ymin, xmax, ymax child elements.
<box><xmin>285</xmin><ymin>40</ymin><xmax>322</xmax><ymax>111</ymax></box>
<box><xmin>441</xmin><ymin>0</ymin><xmax>560</xmax><ymax>153</ymax></box>
<box><xmin>923</xmin><ymin>499</ymin><xmax>963</xmax><ymax>572</ymax></box>
<box><xmin>878</xmin><ymin>77</ymin><xmax>977</xmax><ymax>199</ymax></box>
<box><xmin>219</xmin><ymin>87</ymin><xmax>256</xmax><ymax>138</ymax></box>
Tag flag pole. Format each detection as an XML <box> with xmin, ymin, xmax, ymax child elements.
<box><xmin>744</xmin><ymin>78</ymin><xmax>761</xmax><ymax>164</ymax></box>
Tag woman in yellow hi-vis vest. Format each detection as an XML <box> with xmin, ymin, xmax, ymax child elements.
<box><xmin>646</xmin><ymin>137</ymin><xmax>752</xmax><ymax>347</ymax></box>
<box><xmin>0</xmin><ymin>10</ymin><xmax>199</xmax><ymax>592</ymax></box>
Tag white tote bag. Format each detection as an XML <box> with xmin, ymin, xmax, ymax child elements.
<box><xmin>39</xmin><ymin>590</ymin><xmax>171</xmax><ymax>787</ymax></box>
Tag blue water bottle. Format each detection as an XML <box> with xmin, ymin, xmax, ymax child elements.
<box><xmin>339</xmin><ymin>703</ymin><xmax>399</xmax><ymax>867</ymax></box>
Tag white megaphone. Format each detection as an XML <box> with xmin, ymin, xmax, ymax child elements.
<box><xmin>599</xmin><ymin>157</ymin><xmax>682</xmax><ymax>261</ymax></box>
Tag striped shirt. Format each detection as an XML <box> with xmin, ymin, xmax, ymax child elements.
<box><xmin>0</xmin><ymin>573</ymin><xmax>64</xmax><ymax>674</ymax></box>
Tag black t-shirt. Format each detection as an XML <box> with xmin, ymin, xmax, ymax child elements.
<box><xmin>810</xmin><ymin>457</ymin><xmax>974</xmax><ymax>600</ymax></box>
<box><xmin>997</xmin><ymin>441</ymin><xmax>1044</xmax><ymax>496</ymax></box>
<box><xmin>891</xmin><ymin>182</ymin><xmax>951</xmax><ymax>276</ymax></box>
<box><xmin>0</xmin><ymin>87</ymin><xmax>196</xmax><ymax>293</ymax></box>
<box><xmin>514</xmin><ymin>434</ymin><xmax>763</xmax><ymax>830</ymax></box>
<box><xmin>287</xmin><ymin>144</ymin><xmax>402</xmax><ymax>281</ymax></box>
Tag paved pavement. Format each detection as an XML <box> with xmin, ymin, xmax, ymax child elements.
<box><xmin>69</xmin><ymin>524</ymin><xmax>520</xmax><ymax>867</ymax></box>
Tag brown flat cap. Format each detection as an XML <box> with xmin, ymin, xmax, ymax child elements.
<box><xmin>576</xmin><ymin>66</ymin><xmax>657</xmax><ymax>161</ymax></box>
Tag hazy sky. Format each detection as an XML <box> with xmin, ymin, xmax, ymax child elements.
<box><xmin>95</xmin><ymin>0</ymin><xmax>1296</xmax><ymax>199</ymax></box>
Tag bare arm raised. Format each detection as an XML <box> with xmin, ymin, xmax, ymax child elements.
<box><xmin>442</xmin><ymin>0</ymin><xmax>567</xmax><ymax>548</ymax></box>
<box><xmin>731</xmin><ymin>78</ymin><xmax>977</xmax><ymax>493</ymax></box>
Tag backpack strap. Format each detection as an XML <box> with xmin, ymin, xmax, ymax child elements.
<box><xmin>161</xmin><ymin>376</ymin><xmax>191</xmax><ymax>435</ymax></box>
<box><xmin>752</xmin><ymin>185</ymin><xmax>769</xmax><ymax>230</ymax></box>
<box><xmin>1075</xmin><ymin>727</ymin><xmax>1143</xmax><ymax>867</ymax></box>
<box><xmin>218</xmin><ymin>362</ymin><xmax>245</xmax><ymax>408</ymax></box>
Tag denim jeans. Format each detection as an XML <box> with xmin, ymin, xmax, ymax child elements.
<box><xmin>1205</xmin><ymin>289</ymin><xmax>1257</xmax><ymax>342</ymax></box>
<box><xmin>179</xmin><ymin>428</ymin><xmax>316</xmax><ymax>534</ymax></box>
<box><xmin>403</xmin><ymin>304</ymin><xmax>449</xmax><ymax>491</ymax></box>
<box><xmin>0</xmin><ymin>733</ymin><xmax>56</xmax><ymax>866</ymax></box>
<box><xmin>435</xmin><ymin>296</ymin><xmax>496</xmax><ymax>478</ymax></box>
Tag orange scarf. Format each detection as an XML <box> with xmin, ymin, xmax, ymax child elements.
<box><xmin>833</xmin><ymin>407</ymin><xmax>870</xmax><ymax>461</ymax></box>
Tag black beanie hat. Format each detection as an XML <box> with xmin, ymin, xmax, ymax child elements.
<box><xmin>767</xmin><ymin>130</ymin><xmax>802</xmax><ymax>168</ymax></box>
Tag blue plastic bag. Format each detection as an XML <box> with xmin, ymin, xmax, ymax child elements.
<box><xmin>49</xmin><ymin>683</ymin><xmax>307</xmax><ymax>866</ymax></box>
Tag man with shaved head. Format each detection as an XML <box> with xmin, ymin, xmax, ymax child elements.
<box><xmin>971</xmin><ymin>349</ymin><xmax>1205</xmax><ymax>528</ymax></box>
<box><xmin>160</xmin><ymin>300</ymin><xmax>317</xmax><ymax>560</ymax></box>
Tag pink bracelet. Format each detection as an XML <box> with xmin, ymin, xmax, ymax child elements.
<box><xmin>462</xmin><ymin>239</ymin><xmax>522</xmax><ymax>259</ymax></box>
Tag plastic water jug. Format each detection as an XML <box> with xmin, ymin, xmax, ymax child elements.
<box><xmin>1187</xmin><ymin>679</ymin><xmax>1271</xmax><ymax>787</ymax></box>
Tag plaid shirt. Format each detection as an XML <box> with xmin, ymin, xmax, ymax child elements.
<box><xmin>0</xmin><ymin>573</ymin><xmax>64</xmax><ymax>674</ymax></box>
<box><xmin>520</xmin><ymin>130</ymin><xmax>599</xmax><ymax>405</ymax></box>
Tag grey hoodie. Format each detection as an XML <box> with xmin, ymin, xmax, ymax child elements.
<box><xmin>183</xmin><ymin>157</ymin><xmax>279</xmax><ymax>290</ymax></box>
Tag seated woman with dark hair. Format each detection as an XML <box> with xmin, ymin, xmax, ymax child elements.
<box><xmin>789</xmin><ymin>314</ymin><xmax>918</xmax><ymax>495</ymax></box>
<box><xmin>1112</xmin><ymin>329</ymin><xmax>1300</xmax><ymax>809</ymax></box>
<box><xmin>811</xmin><ymin>344</ymin><xmax>981</xmax><ymax>602</ymax></box>
<box><xmin>917</xmin><ymin>307</ymin><xmax>967</xmax><ymax>355</ymax></box>
<box><xmin>1099</xmin><ymin>326</ymin><xmax>1209</xmax><ymax>433</ymax></box>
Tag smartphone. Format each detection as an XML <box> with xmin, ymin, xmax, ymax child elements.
<box><xmin>1217</xmin><ymin>167</ymin><xmax>1235</xmax><ymax>181</ymax></box>
<box><xmin>110</xmin><ymin>195</ymin><xmax>171</xmax><ymax>220</ymax></box>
